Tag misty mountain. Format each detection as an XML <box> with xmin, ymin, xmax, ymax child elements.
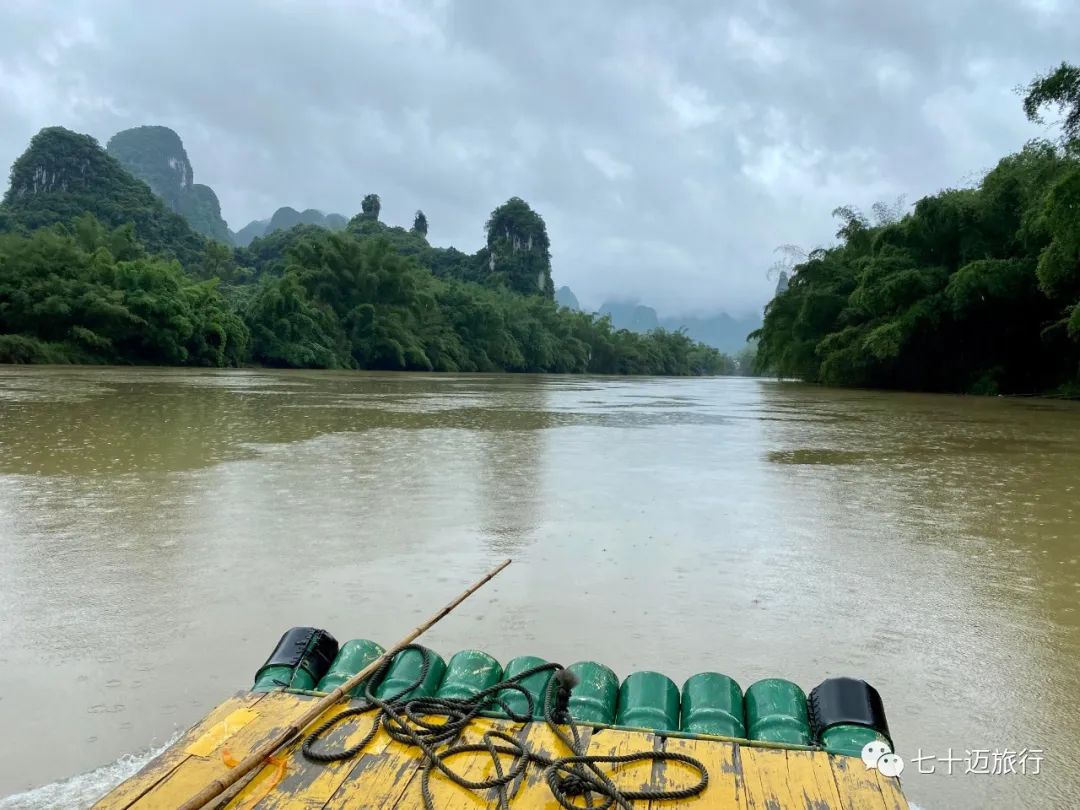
<box><xmin>1</xmin><ymin>126</ymin><xmax>207</xmax><ymax>268</ymax></box>
<box><xmin>660</xmin><ymin>312</ymin><xmax>761</xmax><ymax>354</ymax></box>
<box><xmin>555</xmin><ymin>285</ymin><xmax>580</xmax><ymax>310</ymax></box>
<box><xmin>598</xmin><ymin>297</ymin><xmax>760</xmax><ymax>353</ymax></box>
<box><xmin>599</xmin><ymin>300</ymin><xmax>660</xmax><ymax>332</ymax></box>
<box><xmin>106</xmin><ymin>125</ymin><xmax>231</xmax><ymax>243</ymax></box>
<box><xmin>232</xmin><ymin>207</ymin><xmax>348</xmax><ymax>246</ymax></box>
<box><xmin>233</xmin><ymin>218</ymin><xmax>269</xmax><ymax>247</ymax></box>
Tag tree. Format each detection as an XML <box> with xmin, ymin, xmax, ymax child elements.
<box><xmin>199</xmin><ymin>240</ymin><xmax>238</xmax><ymax>281</ymax></box>
<box><xmin>0</xmin><ymin>216</ymin><xmax>248</xmax><ymax>366</ymax></box>
<box><xmin>831</xmin><ymin>205</ymin><xmax>870</xmax><ymax>246</ymax></box>
<box><xmin>245</xmin><ymin>272</ymin><xmax>349</xmax><ymax>368</ymax></box>
<box><xmin>360</xmin><ymin>193</ymin><xmax>381</xmax><ymax>221</ymax></box>
<box><xmin>1023</xmin><ymin>62</ymin><xmax>1080</xmax><ymax>146</ymax></box>
<box><xmin>0</xmin><ymin>129</ymin><xmax>731</xmax><ymax>378</ymax></box>
<box><xmin>872</xmin><ymin>195</ymin><xmax>907</xmax><ymax>226</ymax></box>
<box><xmin>753</xmin><ymin>115</ymin><xmax>1080</xmax><ymax>394</ymax></box>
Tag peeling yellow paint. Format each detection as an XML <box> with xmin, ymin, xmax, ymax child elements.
<box><xmin>93</xmin><ymin>692</ymin><xmax>909</xmax><ymax>810</ymax></box>
<box><xmin>185</xmin><ymin>708</ymin><xmax>261</xmax><ymax>757</ymax></box>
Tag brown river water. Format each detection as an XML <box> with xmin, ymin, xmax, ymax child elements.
<box><xmin>0</xmin><ymin>367</ymin><xmax>1077</xmax><ymax>809</ymax></box>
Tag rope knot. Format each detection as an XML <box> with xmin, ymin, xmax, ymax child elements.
<box><xmin>555</xmin><ymin>773</ymin><xmax>590</xmax><ymax>797</ymax></box>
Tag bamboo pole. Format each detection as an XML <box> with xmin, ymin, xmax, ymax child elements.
<box><xmin>178</xmin><ymin>557</ymin><xmax>512</xmax><ymax>810</ymax></box>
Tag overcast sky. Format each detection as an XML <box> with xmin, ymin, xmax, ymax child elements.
<box><xmin>0</xmin><ymin>0</ymin><xmax>1075</xmax><ymax>315</ymax></box>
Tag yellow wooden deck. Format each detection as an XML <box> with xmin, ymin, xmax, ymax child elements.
<box><xmin>93</xmin><ymin>691</ymin><xmax>909</xmax><ymax>810</ymax></box>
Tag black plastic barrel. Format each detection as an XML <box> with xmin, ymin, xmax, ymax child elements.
<box><xmin>252</xmin><ymin>627</ymin><xmax>339</xmax><ymax>692</ymax></box>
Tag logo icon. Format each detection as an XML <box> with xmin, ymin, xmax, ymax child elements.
<box><xmin>861</xmin><ymin>741</ymin><xmax>905</xmax><ymax>777</ymax></box>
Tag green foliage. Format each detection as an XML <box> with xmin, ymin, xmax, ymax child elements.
<box><xmin>345</xmin><ymin>216</ymin><xmax>430</xmax><ymax>261</ymax></box>
<box><xmin>2</xmin><ymin>127</ymin><xmax>209</xmax><ymax>268</ymax></box>
<box><xmin>1036</xmin><ymin>166</ymin><xmax>1080</xmax><ymax>298</ymax></box>
<box><xmin>107</xmin><ymin>126</ymin><xmax>232</xmax><ymax>243</ymax></box>
<box><xmin>0</xmin><ymin>130</ymin><xmax>726</xmax><ymax>377</ymax></box>
<box><xmin>755</xmin><ymin>126</ymin><xmax>1080</xmax><ymax>394</ymax></box>
<box><xmin>0</xmin><ymin>334</ymin><xmax>74</xmax><ymax>364</ymax></box>
<box><xmin>360</xmin><ymin>194</ymin><xmax>381</xmax><ymax>221</ymax></box>
<box><xmin>232</xmin><ymin>210</ymin><xmax>346</xmax><ymax>248</ymax></box>
<box><xmin>484</xmin><ymin>197</ymin><xmax>554</xmax><ymax>297</ymax></box>
<box><xmin>175</xmin><ymin>184</ymin><xmax>231</xmax><ymax>243</ymax></box>
<box><xmin>427</xmin><ymin>246</ymin><xmax>484</xmax><ymax>282</ymax></box>
<box><xmin>412</xmin><ymin>210</ymin><xmax>428</xmax><ymax>237</ymax></box>
<box><xmin>235</xmin><ymin>223</ymin><xmax>331</xmax><ymax>276</ymax></box>
<box><xmin>106</xmin><ymin>126</ymin><xmax>193</xmax><ymax>201</ymax></box>
<box><xmin>1024</xmin><ymin>62</ymin><xmax>1080</xmax><ymax>146</ymax></box>
<box><xmin>244</xmin><ymin>272</ymin><xmax>349</xmax><ymax>368</ymax></box>
<box><xmin>0</xmin><ymin>216</ymin><xmax>248</xmax><ymax>366</ymax></box>
<box><xmin>234</xmin><ymin>228</ymin><xmax>731</xmax><ymax>375</ymax></box>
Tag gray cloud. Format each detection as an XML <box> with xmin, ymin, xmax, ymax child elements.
<box><xmin>0</xmin><ymin>0</ymin><xmax>1075</xmax><ymax>315</ymax></box>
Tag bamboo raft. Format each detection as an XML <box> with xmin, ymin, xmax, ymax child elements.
<box><xmin>94</xmin><ymin>689</ymin><xmax>909</xmax><ymax>809</ymax></box>
<box><xmin>92</xmin><ymin>562</ymin><xmax>910</xmax><ymax>809</ymax></box>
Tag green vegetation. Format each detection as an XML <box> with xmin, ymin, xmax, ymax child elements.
<box><xmin>107</xmin><ymin>126</ymin><xmax>232</xmax><ymax>243</ymax></box>
<box><xmin>0</xmin><ymin>216</ymin><xmax>247</xmax><ymax>365</ymax></box>
<box><xmin>0</xmin><ymin>127</ymin><xmax>730</xmax><ymax>375</ymax></box>
<box><xmin>754</xmin><ymin>64</ymin><xmax>1080</xmax><ymax>395</ymax></box>
<box><xmin>231</xmin><ymin>209</ymin><xmax>347</xmax><ymax>247</ymax></box>
<box><xmin>107</xmin><ymin>126</ymin><xmax>352</xmax><ymax>248</ymax></box>
<box><xmin>265</xmin><ymin>207</ymin><xmax>347</xmax><ymax>236</ymax></box>
<box><xmin>360</xmin><ymin>194</ymin><xmax>381</xmax><ymax>221</ymax></box>
<box><xmin>481</xmin><ymin>196</ymin><xmax>554</xmax><ymax>297</ymax></box>
<box><xmin>412</xmin><ymin>210</ymin><xmax>428</xmax><ymax>237</ymax></box>
<box><xmin>240</xmin><ymin>219</ymin><xmax>735</xmax><ymax>374</ymax></box>
<box><xmin>3</xmin><ymin>128</ymin><xmax>209</xmax><ymax>269</ymax></box>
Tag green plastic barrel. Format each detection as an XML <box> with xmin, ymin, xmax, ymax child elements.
<box><xmin>566</xmin><ymin>661</ymin><xmax>619</xmax><ymax>724</ymax></box>
<box><xmin>253</xmin><ymin>664</ymin><xmax>311</xmax><ymax>692</ymax></box>
<box><xmin>820</xmin><ymin>725</ymin><xmax>890</xmax><ymax>757</ymax></box>
<box><xmin>616</xmin><ymin>671</ymin><xmax>680</xmax><ymax>731</ymax></box>
<box><xmin>436</xmin><ymin>650</ymin><xmax>503</xmax><ymax>700</ymax></box>
<box><xmin>316</xmin><ymin>639</ymin><xmax>385</xmax><ymax>697</ymax></box>
<box><xmin>373</xmin><ymin>646</ymin><xmax>447</xmax><ymax>700</ymax></box>
<box><xmin>493</xmin><ymin>656</ymin><xmax>553</xmax><ymax>719</ymax></box>
<box><xmin>680</xmin><ymin>672</ymin><xmax>745</xmax><ymax>738</ymax></box>
<box><xmin>745</xmin><ymin>679</ymin><xmax>810</xmax><ymax>744</ymax></box>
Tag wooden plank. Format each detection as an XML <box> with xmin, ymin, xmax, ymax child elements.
<box><xmin>785</xmin><ymin>749</ymin><xmax>846</xmax><ymax>810</ymax></box>
<box><xmin>320</xmin><ymin>728</ymin><xmax>426</xmax><ymax>810</ymax></box>
<box><xmin>390</xmin><ymin>717</ymin><xmax>526</xmax><ymax>810</ymax></box>
<box><xmin>502</xmin><ymin>725</ymin><xmax>662</xmax><ymax>810</ymax></box>
<box><xmin>500</xmin><ymin>720</ymin><xmax>592</xmax><ymax>810</ymax></box>
<box><xmin>123</xmin><ymin>693</ymin><xmax>313</xmax><ymax>810</ymax></box>
<box><xmin>739</xmin><ymin>747</ymin><xmax>800</xmax><ymax>810</ymax></box>
<box><xmin>871</xmin><ymin>770</ymin><xmax>909</xmax><ymax>810</ymax></box>
<box><xmin>828</xmin><ymin>753</ymin><xmax>889</xmax><ymax>810</ymax></box>
<box><xmin>97</xmin><ymin>693</ymin><xmax>914</xmax><ymax>810</ymax></box>
<box><xmin>222</xmin><ymin>707</ymin><xmax>388</xmax><ymax>809</ymax></box>
<box><xmin>186</xmin><ymin>708</ymin><xmax>261</xmax><ymax>757</ymax></box>
<box><xmin>651</xmin><ymin>736</ymin><xmax>743</xmax><ymax>810</ymax></box>
<box><xmin>92</xmin><ymin>692</ymin><xmax>268</xmax><ymax>810</ymax></box>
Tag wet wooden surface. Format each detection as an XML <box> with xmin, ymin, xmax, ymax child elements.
<box><xmin>92</xmin><ymin>692</ymin><xmax>909</xmax><ymax>810</ymax></box>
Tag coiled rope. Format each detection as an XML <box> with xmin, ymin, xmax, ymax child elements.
<box><xmin>301</xmin><ymin>644</ymin><xmax>708</xmax><ymax>809</ymax></box>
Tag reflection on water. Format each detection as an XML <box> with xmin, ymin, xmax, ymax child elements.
<box><xmin>0</xmin><ymin>368</ymin><xmax>1078</xmax><ymax>809</ymax></box>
